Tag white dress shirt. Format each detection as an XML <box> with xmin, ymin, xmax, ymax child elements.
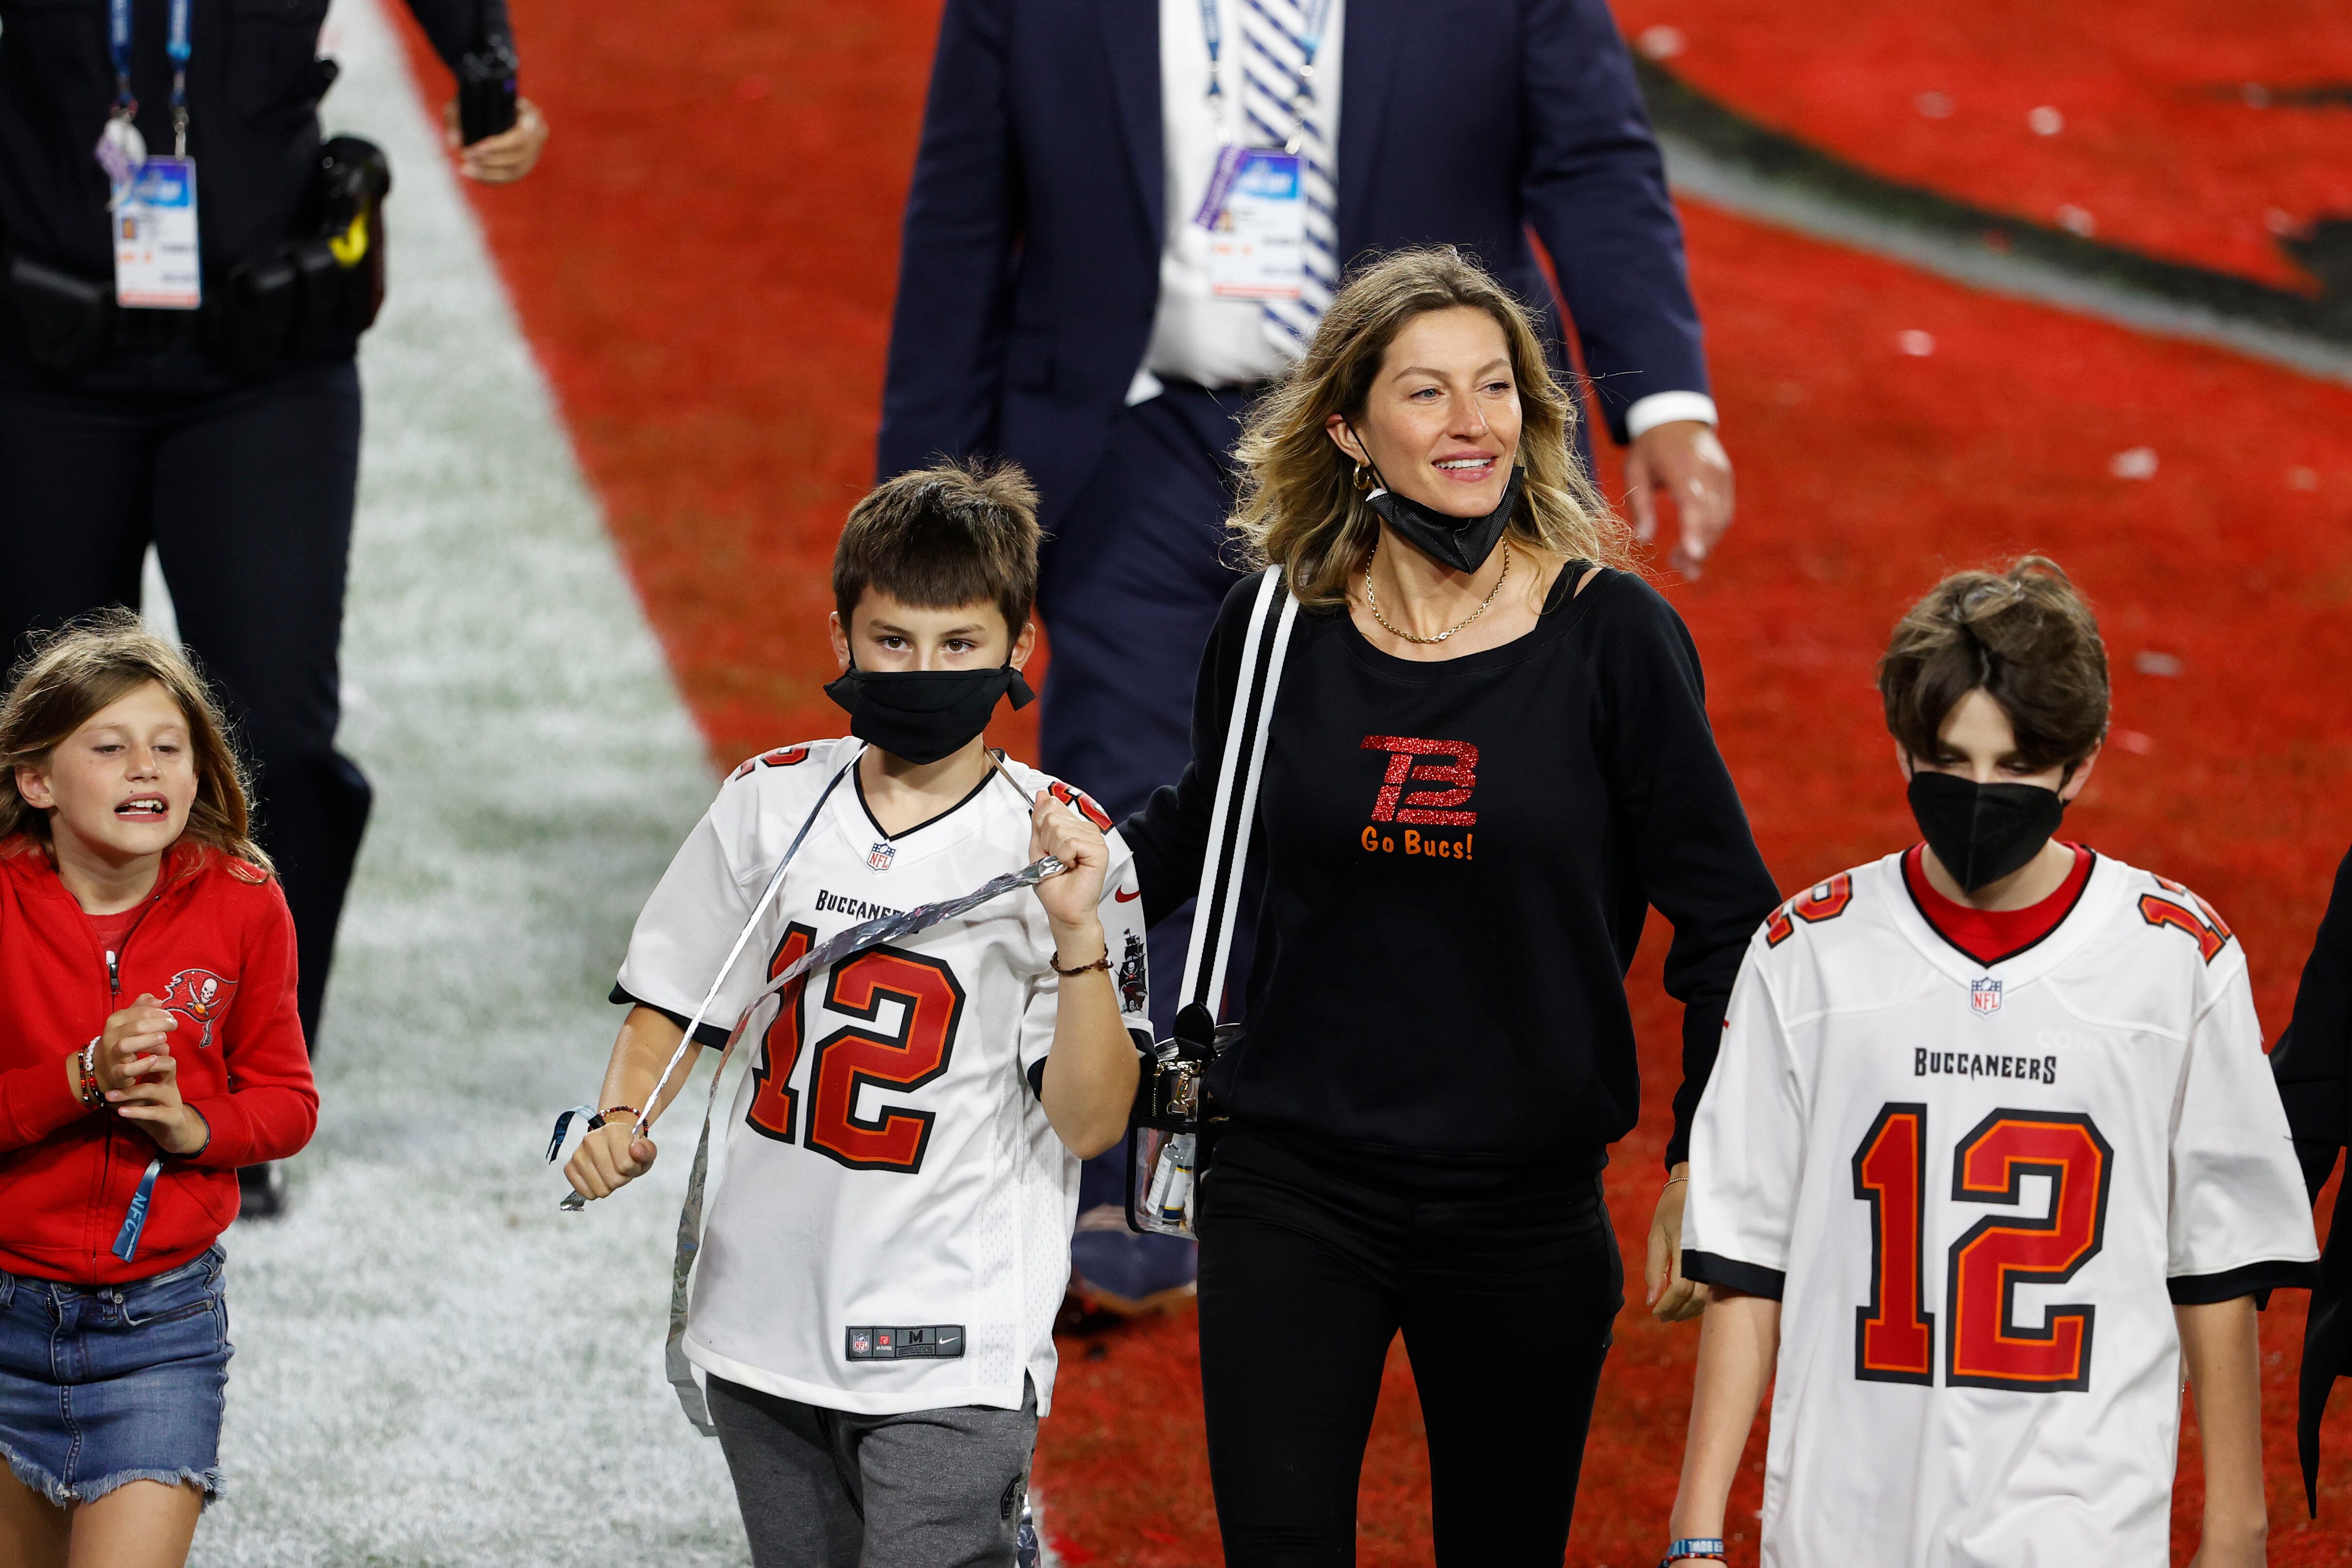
<box><xmin>1129</xmin><ymin>0</ymin><xmax>1715</xmax><ymax>441</ymax></box>
<box><xmin>1132</xmin><ymin>0</ymin><xmax>1344</xmax><ymax>399</ymax></box>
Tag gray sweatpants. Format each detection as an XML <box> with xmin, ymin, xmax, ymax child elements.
<box><xmin>708</xmin><ymin>1374</ymin><xmax>1037</xmax><ymax>1568</ymax></box>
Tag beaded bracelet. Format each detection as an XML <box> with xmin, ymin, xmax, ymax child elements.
<box><xmin>586</xmin><ymin>1105</ymin><xmax>641</xmax><ymax>1131</ymax></box>
<box><xmin>76</xmin><ymin>1038</ymin><xmax>103</xmax><ymax>1110</ymax></box>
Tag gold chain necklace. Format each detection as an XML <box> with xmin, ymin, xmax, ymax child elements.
<box><xmin>1364</xmin><ymin>542</ymin><xmax>1511</xmax><ymax>645</ymax></box>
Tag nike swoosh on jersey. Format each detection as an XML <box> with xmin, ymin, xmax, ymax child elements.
<box><xmin>1114</xmin><ymin>887</ymin><xmax>1142</xmax><ymax>902</ymax></box>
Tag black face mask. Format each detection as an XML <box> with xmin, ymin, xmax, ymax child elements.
<box><xmin>1907</xmin><ymin>770</ymin><xmax>2067</xmax><ymax>893</ymax></box>
<box><xmin>822</xmin><ymin>662</ymin><xmax>1035</xmax><ymax>766</ymax></box>
<box><xmin>1360</xmin><ymin>462</ymin><xmax>1524</xmax><ymax>575</ymax></box>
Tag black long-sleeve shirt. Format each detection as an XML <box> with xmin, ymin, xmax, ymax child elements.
<box><xmin>1121</xmin><ymin>565</ymin><xmax>1780</xmax><ymax>1170</ymax></box>
<box><xmin>0</xmin><ymin>0</ymin><xmax>505</xmax><ymax>280</ymax></box>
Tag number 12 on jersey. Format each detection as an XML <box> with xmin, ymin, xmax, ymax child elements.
<box><xmin>745</xmin><ymin>923</ymin><xmax>966</xmax><ymax>1174</ymax></box>
<box><xmin>1853</xmin><ymin>1103</ymin><xmax>2113</xmax><ymax>1392</ymax></box>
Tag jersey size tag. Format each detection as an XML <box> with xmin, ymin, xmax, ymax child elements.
<box><xmin>845</xmin><ymin>1324</ymin><xmax>965</xmax><ymax>1361</ymax></box>
<box><xmin>114</xmin><ymin>156</ymin><xmax>202</xmax><ymax>310</ymax></box>
<box><xmin>1195</xmin><ymin>146</ymin><xmax>1304</xmax><ymax>301</ymax></box>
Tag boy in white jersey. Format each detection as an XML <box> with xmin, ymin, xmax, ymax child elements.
<box><xmin>1663</xmin><ymin>558</ymin><xmax>2318</xmax><ymax>1568</ymax></box>
<box><xmin>562</xmin><ymin>462</ymin><xmax>1147</xmax><ymax>1568</ymax></box>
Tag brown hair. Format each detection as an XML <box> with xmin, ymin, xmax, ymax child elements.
<box><xmin>0</xmin><ymin>611</ymin><xmax>271</xmax><ymax>872</ymax></box>
<box><xmin>1879</xmin><ymin>556</ymin><xmax>2109</xmax><ymax>772</ymax></box>
<box><xmin>835</xmin><ymin>460</ymin><xmax>1042</xmax><ymax>636</ymax></box>
<box><xmin>1228</xmin><ymin>247</ymin><xmax>1633</xmax><ymax>608</ymax></box>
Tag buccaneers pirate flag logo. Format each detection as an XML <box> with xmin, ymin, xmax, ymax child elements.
<box><xmin>161</xmin><ymin>968</ymin><xmax>237</xmax><ymax>1049</ymax></box>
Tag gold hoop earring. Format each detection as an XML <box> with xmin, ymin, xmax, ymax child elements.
<box><xmin>1352</xmin><ymin>461</ymin><xmax>1373</xmax><ymax>492</ymax></box>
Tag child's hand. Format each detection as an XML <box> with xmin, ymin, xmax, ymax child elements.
<box><xmin>564</xmin><ymin>1122</ymin><xmax>659</xmax><ymax>1201</ymax></box>
<box><xmin>1031</xmin><ymin>790</ymin><xmax>1109</xmax><ymax>932</ymax></box>
<box><xmin>95</xmin><ymin>994</ymin><xmax>177</xmax><ymax>1098</ymax></box>
<box><xmin>101</xmin><ymin>999</ymin><xmax>208</xmax><ymax>1155</ymax></box>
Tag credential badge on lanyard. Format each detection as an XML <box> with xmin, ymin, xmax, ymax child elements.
<box><xmin>101</xmin><ymin>0</ymin><xmax>203</xmax><ymax>310</ymax></box>
<box><xmin>1191</xmin><ymin>0</ymin><xmax>1330</xmax><ymax>302</ymax></box>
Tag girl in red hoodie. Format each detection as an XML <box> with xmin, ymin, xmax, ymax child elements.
<box><xmin>0</xmin><ymin>614</ymin><xmax>317</xmax><ymax>1568</ymax></box>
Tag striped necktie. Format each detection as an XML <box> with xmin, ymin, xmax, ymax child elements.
<box><xmin>1236</xmin><ymin>0</ymin><xmax>1336</xmax><ymax>356</ymax></box>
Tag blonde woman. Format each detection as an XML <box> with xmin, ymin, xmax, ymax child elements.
<box><xmin>1119</xmin><ymin>250</ymin><xmax>1777</xmax><ymax>1565</ymax></box>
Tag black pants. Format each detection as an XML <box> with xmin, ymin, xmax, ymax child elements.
<box><xmin>1196</xmin><ymin>1126</ymin><xmax>1623</xmax><ymax>1567</ymax></box>
<box><xmin>0</xmin><ymin>353</ymin><xmax>372</xmax><ymax>1046</ymax></box>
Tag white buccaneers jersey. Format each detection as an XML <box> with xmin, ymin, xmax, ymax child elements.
<box><xmin>1683</xmin><ymin>850</ymin><xmax>2316</xmax><ymax>1568</ymax></box>
<box><xmin>616</xmin><ymin>738</ymin><xmax>1150</xmax><ymax>1417</ymax></box>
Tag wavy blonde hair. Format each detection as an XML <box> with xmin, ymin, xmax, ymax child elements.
<box><xmin>1229</xmin><ymin>247</ymin><xmax>1632</xmax><ymax>607</ymax></box>
<box><xmin>0</xmin><ymin>610</ymin><xmax>271</xmax><ymax>873</ymax></box>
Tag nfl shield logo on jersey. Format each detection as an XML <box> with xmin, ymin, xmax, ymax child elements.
<box><xmin>868</xmin><ymin>841</ymin><xmax>896</xmax><ymax>872</ymax></box>
<box><xmin>1970</xmin><ymin>976</ymin><xmax>2003</xmax><ymax>1016</ymax></box>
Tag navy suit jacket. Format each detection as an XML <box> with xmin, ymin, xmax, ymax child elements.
<box><xmin>876</xmin><ymin>0</ymin><xmax>1709</xmax><ymax>528</ymax></box>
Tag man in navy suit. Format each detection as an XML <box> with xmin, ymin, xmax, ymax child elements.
<box><xmin>879</xmin><ymin>0</ymin><xmax>1736</xmax><ymax>1311</ymax></box>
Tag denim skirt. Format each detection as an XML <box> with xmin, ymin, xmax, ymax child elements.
<box><xmin>0</xmin><ymin>1246</ymin><xmax>231</xmax><ymax>1506</ymax></box>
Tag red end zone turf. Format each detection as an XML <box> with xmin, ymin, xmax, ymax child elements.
<box><xmin>1613</xmin><ymin>0</ymin><xmax>2352</xmax><ymax>290</ymax></box>
<box><xmin>415</xmin><ymin>1</ymin><xmax>2352</xmax><ymax>1559</ymax></box>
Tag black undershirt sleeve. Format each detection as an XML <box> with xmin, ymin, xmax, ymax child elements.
<box><xmin>1592</xmin><ymin>581</ymin><xmax>1781</xmax><ymax>1169</ymax></box>
<box><xmin>1120</xmin><ymin>578</ymin><xmax>1261</xmax><ymax>929</ymax></box>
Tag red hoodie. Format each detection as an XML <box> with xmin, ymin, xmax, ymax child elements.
<box><xmin>0</xmin><ymin>835</ymin><xmax>317</xmax><ymax>1284</ymax></box>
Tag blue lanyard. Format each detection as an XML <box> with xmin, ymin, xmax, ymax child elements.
<box><xmin>1196</xmin><ymin>0</ymin><xmax>1225</xmax><ymax>134</ymax></box>
<box><xmin>1282</xmin><ymin>0</ymin><xmax>1331</xmax><ymax>154</ymax></box>
<box><xmin>113</xmin><ymin>1156</ymin><xmax>164</xmax><ymax>1263</ymax></box>
<box><xmin>1294</xmin><ymin>0</ymin><xmax>1331</xmax><ymax>71</ymax></box>
<box><xmin>108</xmin><ymin>0</ymin><xmax>193</xmax><ymax>134</ymax></box>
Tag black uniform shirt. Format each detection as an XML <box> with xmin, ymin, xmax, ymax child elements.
<box><xmin>0</xmin><ymin>0</ymin><xmax>506</xmax><ymax>277</ymax></box>
<box><xmin>1121</xmin><ymin>563</ymin><xmax>1781</xmax><ymax>1170</ymax></box>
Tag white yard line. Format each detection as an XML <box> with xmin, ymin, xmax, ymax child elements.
<box><xmin>186</xmin><ymin>1</ymin><xmax>745</xmax><ymax>1561</ymax></box>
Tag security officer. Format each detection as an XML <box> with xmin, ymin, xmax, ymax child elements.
<box><xmin>0</xmin><ymin>0</ymin><xmax>548</xmax><ymax>1211</ymax></box>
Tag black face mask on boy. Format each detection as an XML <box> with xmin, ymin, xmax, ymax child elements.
<box><xmin>1906</xmin><ymin>769</ymin><xmax>2068</xmax><ymax>893</ymax></box>
<box><xmin>822</xmin><ymin>661</ymin><xmax>1035</xmax><ymax>766</ymax></box>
